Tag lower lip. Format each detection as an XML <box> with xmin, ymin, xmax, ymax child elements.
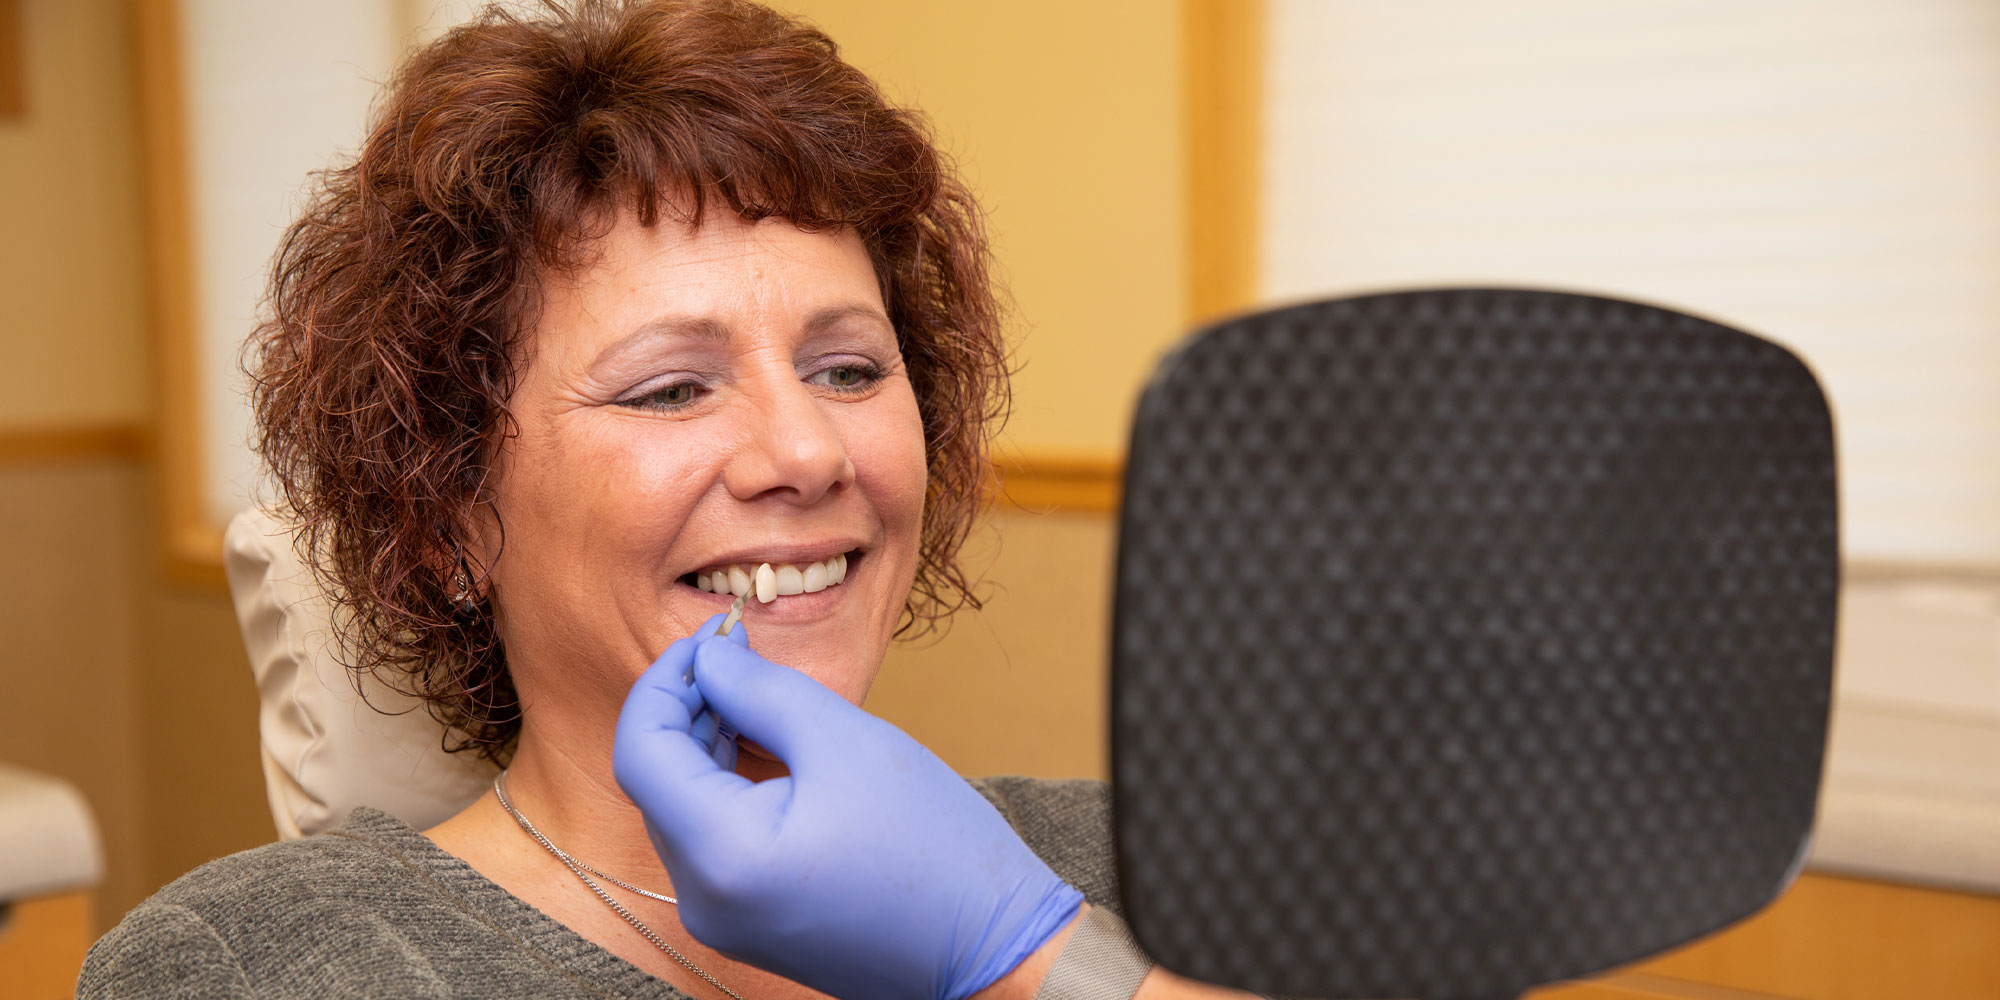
<box><xmin>680</xmin><ymin>556</ymin><xmax>862</xmax><ymax>624</ymax></box>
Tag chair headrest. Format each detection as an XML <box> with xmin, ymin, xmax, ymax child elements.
<box><xmin>225</xmin><ymin>507</ymin><xmax>496</xmax><ymax>838</ymax></box>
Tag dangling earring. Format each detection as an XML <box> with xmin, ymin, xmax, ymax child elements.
<box><xmin>450</xmin><ymin>571</ymin><xmax>479</xmax><ymax>615</ymax></box>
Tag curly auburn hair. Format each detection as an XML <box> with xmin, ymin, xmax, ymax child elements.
<box><xmin>248</xmin><ymin>0</ymin><xmax>1010</xmax><ymax>764</ymax></box>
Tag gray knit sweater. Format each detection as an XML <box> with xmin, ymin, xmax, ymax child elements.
<box><xmin>77</xmin><ymin>776</ymin><xmax>1120</xmax><ymax>999</ymax></box>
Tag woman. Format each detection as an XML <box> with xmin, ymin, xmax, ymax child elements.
<box><xmin>80</xmin><ymin>2</ymin><xmax>1247</xmax><ymax>998</ymax></box>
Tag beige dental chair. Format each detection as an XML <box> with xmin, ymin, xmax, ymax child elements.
<box><xmin>224</xmin><ymin>507</ymin><xmax>496</xmax><ymax>838</ymax></box>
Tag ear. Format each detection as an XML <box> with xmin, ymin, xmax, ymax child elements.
<box><xmin>425</xmin><ymin>481</ymin><xmax>503</xmax><ymax>613</ymax></box>
<box><xmin>443</xmin><ymin>409</ymin><xmax>516</xmax><ymax>609</ymax></box>
<box><xmin>448</xmin><ymin>498</ymin><xmax>503</xmax><ymax>605</ymax></box>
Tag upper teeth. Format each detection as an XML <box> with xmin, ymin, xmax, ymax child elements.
<box><xmin>694</xmin><ymin>553</ymin><xmax>849</xmax><ymax>602</ymax></box>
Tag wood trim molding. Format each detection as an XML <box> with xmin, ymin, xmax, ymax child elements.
<box><xmin>1184</xmin><ymin>0</ymin><xmax>1263</xmax><ymax>326</ymax></box>
<box><xmin>1843</xmin><ymin>559</ymin><xmax>2000</xmax><ymax>586</ymax></box>
<box><xmin>129</xmin><ymin>0</ymin><xmax>221</xmax><ymax>587</ymax></box>
<box><xmin>1532</xmin><ymin>972</ymin><xmax>1781</xmax><ymax>1000</ymax></box>
<box><xmin>0</xmin><ymin>424</ymin><xmax>146</xmax><ymax>464</ymax></box>
<box><xmin>991</xmin><ymin>456</ymin><xmax>1123</xmax><ymax>515</ymax></box>
<box><xmin>0</xmin><ymin>0</ymin><xmax>23</xmax><ymax>118</ymax></box>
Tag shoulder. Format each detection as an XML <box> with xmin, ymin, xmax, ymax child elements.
<box><xmin>77</xmin><ymin>900</ymin><xmax>254</xmax><ymax>999</ymax></box>
<box><xmin>970</xmin><ymin>775</ymin><xmax>1111</xmax><ymax>845</ymax></box>
<box><xmin>969</xmin><ymin>775</ymin><xmax>1121</xmax><ymax>915</ymax></box>
<box><xmin>147</xmin><ymin>813</ymin><xmax>422</xmax><ymax>907</ymax></box>
<box><xmin>113</xmin><ymin>810</ymin><xmax>437</xmax><ymax>933</ymax></box>
<box><xmin>77</xmin><ymin>810</ymin><xmax>476</xmax><ymax>999</ymax></box>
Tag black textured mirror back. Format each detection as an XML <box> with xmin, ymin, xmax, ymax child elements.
<box><xmin>1110</xmin><ymin>289</ymin><xmax>1839</xmax><ymax>1000</ymax></box>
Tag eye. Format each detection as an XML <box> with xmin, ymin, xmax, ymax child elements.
<box><xmin>622</xmin><ymin>380</ymin><xmax>707</xmax><ymax>411</ymax></box>
<box><xmin>809</xmin><ymin>362</ymin><xmax>887</xmax><ymax>393</ymax></box>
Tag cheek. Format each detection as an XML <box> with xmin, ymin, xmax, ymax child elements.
<box><xmin>860</xmin><ymin>387</ymin><xmax>931</xmax><ymax>545</ymax></box>
<box><xmin>511</xmin><ymin>424</ymin><xmax>708</xmax><ymax>551</ymax></box>
<box><xmin>486</xmin><ymin>416</ymin><xmax>720</xmax><ymax>649</ymax></box>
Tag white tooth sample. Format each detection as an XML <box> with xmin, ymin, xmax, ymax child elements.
<box><xmin>775</xmin><ymin>564</ymin><xmax>805</xmax><ymax>596</ymax></box>
<box><xmin>696</xmin><ymin>574</ymin><xmax>713</xmax><ymax>592</ymax></box>
<box><xmin>727</xmin><ymin>566</ymin><xmax>751</xmax><ymax>598</ymax></box>
<box><xmin>755</xmin><ymin>562</ymin><xmax>777</xmax><ymax>603</ymax></box>
<box><xmin>802</xmin><ymin>561</ymin><xmax>828</xmax><ymax>593</ymax></box>
<box><xmin>832</xmin><ymin>552</ymin><xmax>848</xmax><ymax>584</ymax></box>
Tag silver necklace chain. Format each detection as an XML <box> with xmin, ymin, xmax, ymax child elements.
<box><xmin>494</xmin><ymin>772</ymin><xmax>744</xmax><ymax>1000</ymax></box>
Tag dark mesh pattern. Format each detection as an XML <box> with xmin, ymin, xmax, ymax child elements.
<box><xmin>1110</xmin><ymin>289</ymin><xmax>1838</xmax><ymax>1000</ymax></box>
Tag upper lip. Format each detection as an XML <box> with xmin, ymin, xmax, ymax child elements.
<box><xmin>682</xmin><ymin>540</ymin><xmax>864</xmax><ymax>575</ymax></box>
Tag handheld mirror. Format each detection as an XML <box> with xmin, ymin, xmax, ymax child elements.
<box><xmin>1110</xmin><ymin>288</ymin><xmax>1839</xmax><ymax>1000</ymax></box>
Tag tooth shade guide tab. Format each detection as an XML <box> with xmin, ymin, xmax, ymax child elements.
<box><xmin>716</xmin><ymin>590</ymin><xmax>749</xmax><ymax>636</ymax></box>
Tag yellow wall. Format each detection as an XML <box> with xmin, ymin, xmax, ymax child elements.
<box><xmin>872</xmin><ymin>509</ymin><xmax>1118</xmax><ymax>780</ymax></box>
<box><xmin>777</xmin><ymin>0</ymin><xmax>1190</xmax><ymax>459</ymax></box>
<box><xmin>0</xmin><ymin>0</ymin><xmax>148</xmax><ymax>428</ymax></box>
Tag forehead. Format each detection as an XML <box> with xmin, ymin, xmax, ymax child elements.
<box><xmin>564</xmin><ymin>210</ymin><xmax>877</xmax><ymax>309</ymax></box>
<box><xmin>527</xmin><ymin>209</ymin><xmax>887</xmax><ymax>365</ymax></box>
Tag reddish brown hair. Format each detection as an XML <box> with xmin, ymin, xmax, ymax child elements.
<box><xmin>249</xmin><ymin>0</ymin><xmax>1009</xmax><ymax>763</ymax></box>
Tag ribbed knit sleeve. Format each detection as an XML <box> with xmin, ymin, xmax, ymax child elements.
<box><xmin>76</xmin><ymin>902</ymin><xmax>254</xmax><ymax>1000</ymax></box>
<box><xmin>970</xmin><ymin>775</ymin><xmax>1123</xmax><ymax>915</ymax></box>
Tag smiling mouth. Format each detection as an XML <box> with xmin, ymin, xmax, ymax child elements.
<box><xmin>680</xmin><ymin>551</ymin><xmax>857</xmax><ymax>604</ymax></box>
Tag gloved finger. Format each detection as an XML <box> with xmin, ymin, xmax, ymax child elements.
<box><xmin>640</xmin><ymin>613</ymin><xmax>732</xmax><ymax>717</ymax></box>
<box><xmin>690</xmin><ymin>709</ymin><xmax>743</xmax><ymax>771</ymax></box>
<box><xmin>689</xmin><ymin>636</ymin><xmax>864</xmax><ymax>771</ymax></box>
<box><xmin>711</xmin><ymin>728</ymin><xmax>739</xmax><ymax>772</ymax></box>
<box><xmin>613</xmin><ymin>639</ymin><xmax>758</xmax><ymax>857</ymax></box>
<box><xmin>717</xmin><ymin>615</ymin><xmax>751</xmax><ymax>648</ymax></box>
<box><xmin>673</xmin><ymin>612</ymin><xmax>735</xmax><ymax>687</ymax></box>
<box><xmin>709</xmin><ymin>622</ymin><xmax>745</xmax><ymax>772</ymax></box>
<box><xmin>689</xmin><ymin>707</ymin><xmax>720</xmax><ymax>752</ymax></box>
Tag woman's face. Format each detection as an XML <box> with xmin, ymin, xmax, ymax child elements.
<box><xmin>480</xmin><ymin>209</ymin><xmax>928</xmax><ymax>731</ymax></box>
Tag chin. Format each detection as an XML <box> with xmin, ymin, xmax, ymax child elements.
<box><xmin>761</xmin><ymin>640</ymin><xmax>881</xmax><ymax>707</ymax></box>
<box><xmin>666</xmin><ymin>553</ymin><xmax>903</xmax><ymax>706</ymax></box>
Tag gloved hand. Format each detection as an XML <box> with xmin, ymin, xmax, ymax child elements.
<box><xmin>613</xmin><ymin>619</ymin><xmax>1085</xmax><ymax>1000</ymax></box>
<box><xmin>629</xmin><ymin>613</ymin><xmax>741</xmax><ymax>773</ymax></box>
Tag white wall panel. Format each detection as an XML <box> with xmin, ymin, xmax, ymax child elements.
<box><xmin>181</xmin><ymin>0</ymin><xmax>403</xmax><ymax>526</ymax></box>
<box><xmin>181</xmin><ymin>0</ymin><xmax>486</xmax><ymax>529</ymax></box>
<box><xmin>1263</xmin><ymin>0</ymin><xmax>2000</xmax><ymax>567</ymax></box>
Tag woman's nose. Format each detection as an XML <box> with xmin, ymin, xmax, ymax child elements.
<box><xmin>721</xmin><ymin>375</ymin><xmax>856</xmax><ymax>505</ymax></box>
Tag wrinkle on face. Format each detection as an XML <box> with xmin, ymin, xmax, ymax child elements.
<box><xmin>477</xmin><ymin>207</ymin><xmax>928</xmax><ymax>751</ymax></box>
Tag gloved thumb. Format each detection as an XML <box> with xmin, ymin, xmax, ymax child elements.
<box><xmin>614</xmin><ymin>614</ymin><xmax>759</xmax><ymax>859</ymax></box>
<box><xmin>690</xmin><ymin>636</ymin><xmax>859</xmax><ymax>773</ymax></box>
<box><xmin>717</xmin><ymin>613</ymin><xmax>751</xmax><ymax>648</ymax></box>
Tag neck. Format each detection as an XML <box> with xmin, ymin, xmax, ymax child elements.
<box><xmin>424</xmin><ymin>713</ymin><xmax>823</xmax><ymax>998</ymax></box>
<box><xmin>492</xmin><ymin>720</ymin><xmax>792</xmax><ymax>886</ymax></box>
<box><xmin>499</xmin><ymin>722</ymin><xmax>671</xmax><ymax>885</ymax></box>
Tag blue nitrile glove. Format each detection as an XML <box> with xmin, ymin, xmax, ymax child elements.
<box><xmin>613</xmin><ymin>621</ymin><xmax>1085</xmax><ymax>1000</ymax></box>
<box><xmin>635</xmin><ymin>613</ymin><xmax>740</xmax><ymax>772</ymax></box>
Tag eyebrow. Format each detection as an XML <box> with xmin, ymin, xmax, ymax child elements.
<box><xmin>590</xmin><ymin>303</ymin><xmax>893</xmax><ymax>374</ymax></box>
<box><xmin>802</xmin><ymin>303</ymin><xmax>893</xmax><ymax>338</ymax></box>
